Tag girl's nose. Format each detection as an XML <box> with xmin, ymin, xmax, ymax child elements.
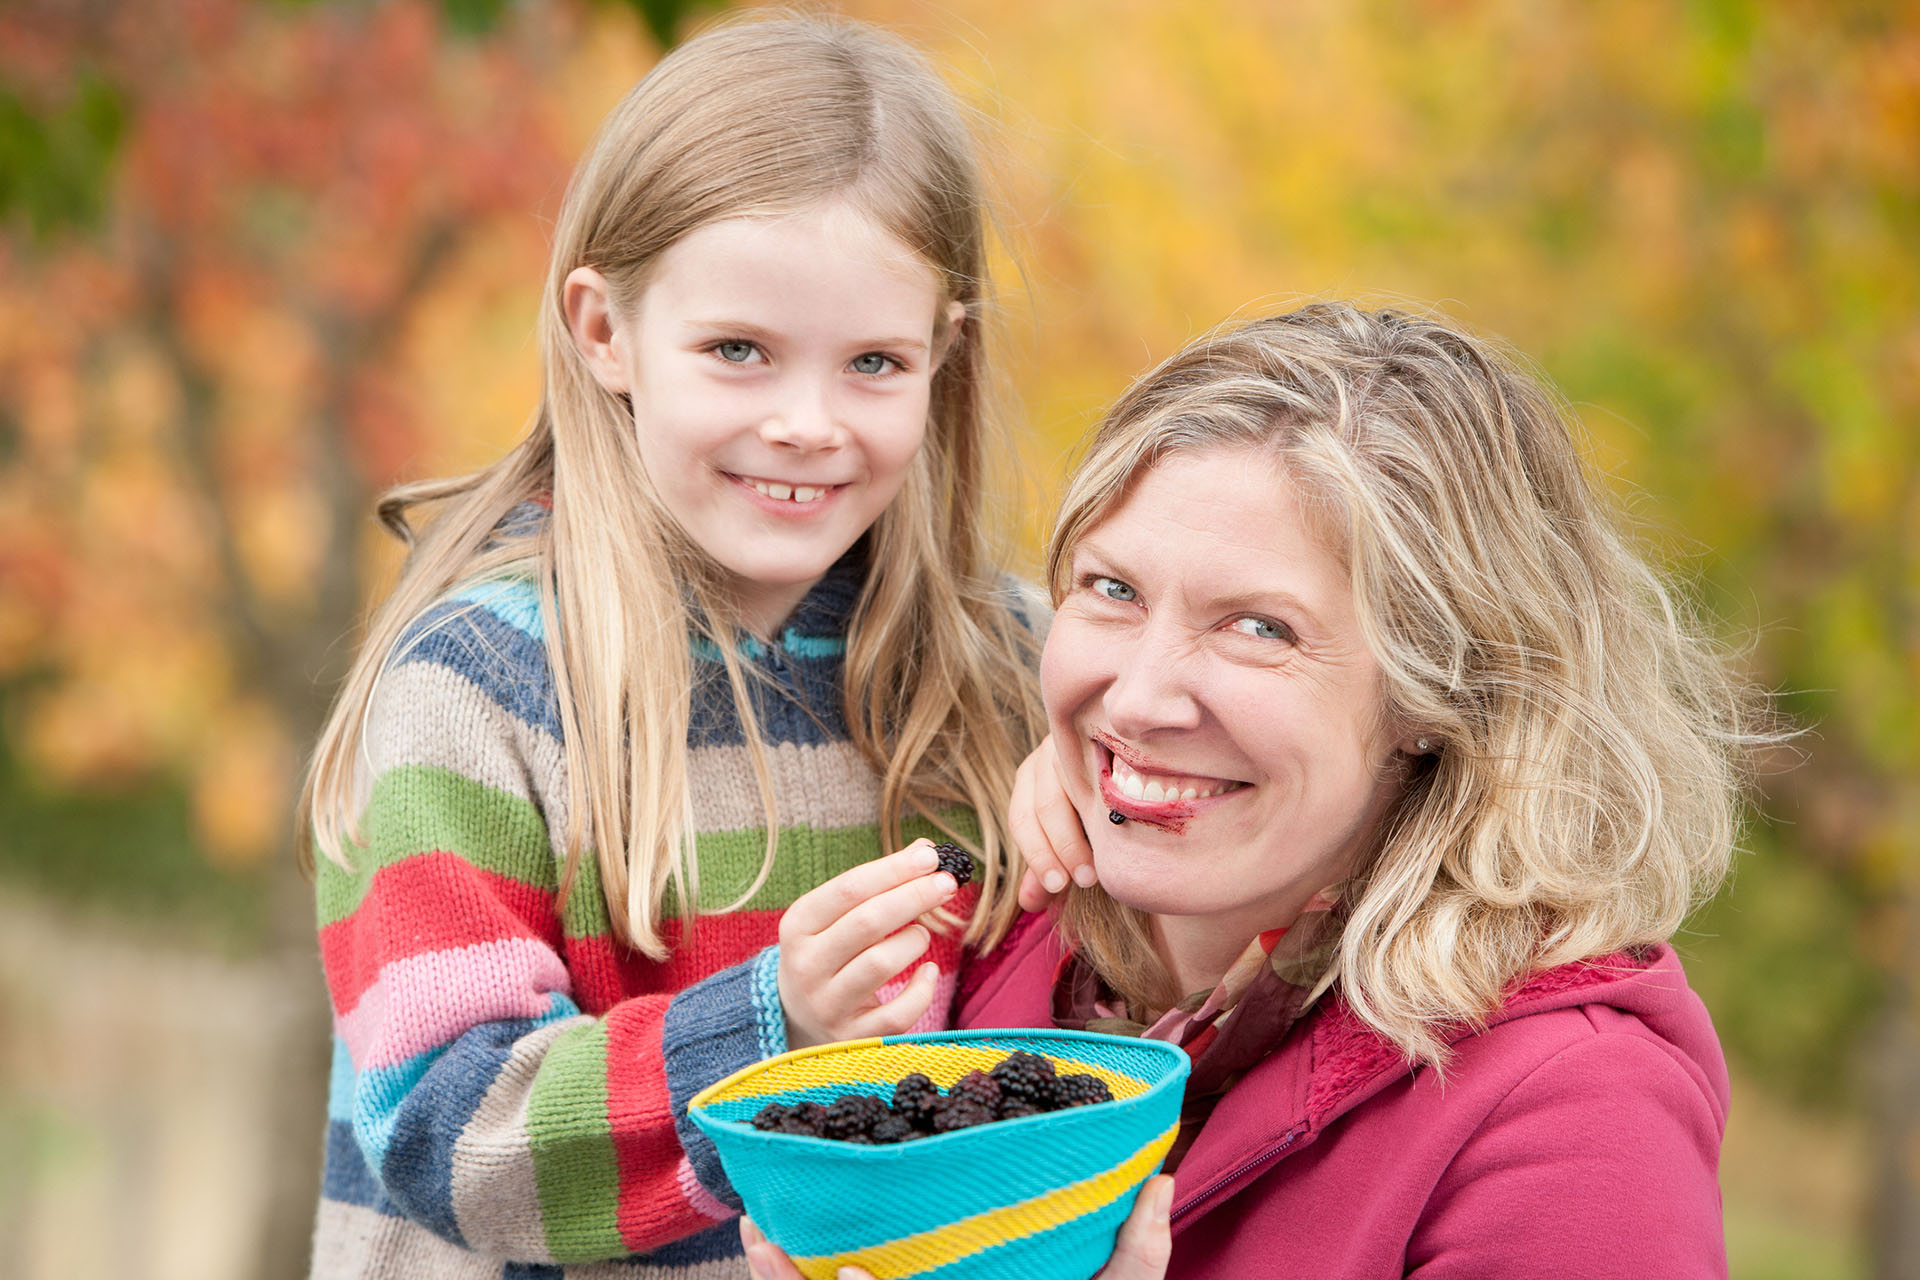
<box><xmin>758</xmin><ymin>383</ymin><xmax>840</xmax><ymax>451</ymax></box>
<box><xmin>1102</xmin><ymin>632</ymin><xmax>1203</xmax><ymax>736</ymax></box>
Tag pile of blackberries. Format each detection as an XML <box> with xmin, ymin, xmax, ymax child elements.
<box><xmin>749</xmin><ymin>1051</ymin><xmax>1115</xmax><ymax>1143</ymax></box>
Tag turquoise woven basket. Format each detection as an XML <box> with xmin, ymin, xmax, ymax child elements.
<box><xmin>688</xmin><ymin>1028</ymin><xmax>1189</xmax><ymax>1280</ymax></box>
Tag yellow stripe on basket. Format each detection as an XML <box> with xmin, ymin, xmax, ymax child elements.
<box><xmin>694</xmin><ymin>1039</ymin><xmax>1151</xmax><ymax>1108</ymax></box>
<box><xmin>786</xmin><ymin>1121</ymin><xmax>1178</xmax><ymax>1280</ymax></box>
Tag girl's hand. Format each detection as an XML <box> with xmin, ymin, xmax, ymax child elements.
<box><xmin>777</xmin><ymin>840</ymin><xmax>963</xmax><ymax>1050</ymax></box>
<box><xmin>739</xmin><ymin>1175</ymin><xmax>1174</xmax><ymax>1280</ymax></box>
<box><xmin>1011</xmin><ymin>733</ymin><xmax>1098</xmax><ymax>912</ymax></box>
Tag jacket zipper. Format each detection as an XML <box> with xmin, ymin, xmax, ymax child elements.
<box><xmin>1170</xmin><ymin>1123</ymin><xmax>1307</xmax><ymax>1226</ymax></box>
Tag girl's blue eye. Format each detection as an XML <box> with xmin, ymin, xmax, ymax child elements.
<box><xmin>850</xmin><ymin>353</ymin><xmax>895</xmax><ymax>375</ymax></box>
<box><xmin>716</xmin><ymin>341</ymin><xmax>758</xmax><ymax>363</ymax></box>
<box><xmin>1232</xmin><ymin>616</ymin><xmax>1289</xmax><ymax>641</ymax></box>
<box><xmin>1093</xmin><ymin>576</ymin><xmax>1136</xmax><ymax>603</ymax></box>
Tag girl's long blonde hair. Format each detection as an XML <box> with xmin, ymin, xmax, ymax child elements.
<box><xmin>1051</xmin><ymin>302</ymin><xmax>1777</xmax><ymax>1064</ymax></box>
<box><xmin>300</xmin><ymin>15</ymin><xmax>1044</xmax><ymax>956</ymax></box>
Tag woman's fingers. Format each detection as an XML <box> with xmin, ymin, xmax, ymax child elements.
<box><xmin>741</xmin><ymin>1218</ymin><xmax>878</xmax><ymax>1280</ymax></box>
<box><xmin>1094</xmin><ymin>1175</ymin><xmax>1174</xmax><ymax>1280</ymax></box>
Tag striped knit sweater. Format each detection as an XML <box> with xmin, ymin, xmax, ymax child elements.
<box><xmin>311</xmin><ymin>553</ymin><xmax>988</xmax><ymax>1278</ymax></box>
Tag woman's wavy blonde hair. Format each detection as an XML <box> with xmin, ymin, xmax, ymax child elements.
<box><xmin>300</xmin><ymin>14</ymin><xmax>1045</xmax><ymax>956</ymax></box>
<box><xmin>1051</xmin><ymin>302</ymin><xmax>1775</xmax><ymax>1064</ymax></box>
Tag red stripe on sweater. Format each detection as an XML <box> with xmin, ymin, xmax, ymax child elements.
<box><xmin>561</xmin><ymin>912</ymin><xmax>787</xmax><ymax>1017</ymax></box>
<box><xmin>319</xmin><ymin>852</ymin><xmax>562</xmax><ymax>1014</ymax></box>
<box><xmin>602</xmin><ymin>998</ymin><xmax>705</xmax><ymax>1250</ymax></box>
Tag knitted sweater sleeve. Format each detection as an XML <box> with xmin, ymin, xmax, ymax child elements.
<box><xmin>313</xmin><ymin>583</ymin><xmax>778</xmax><ymax>1264</ymax></box>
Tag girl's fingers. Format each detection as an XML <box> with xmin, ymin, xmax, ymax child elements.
<box><xmin>854</xmin><ymin>959</ymin><xmax>940</xmax><ymax>1037</ymax></box>
<box><xmin>780</xmin><ymin>841</ymin><xmax>940</xmax><ymax>940</ymax></box>
<box><xmin>1095</xmin><ymin>1175</ymin><xmax>1174</xmax><ymax>1280</ymax></box>
<box><xmin>789</xmin><ymin>870</ymin><xmax>957</xmax><ymax>979</ymax></box>
<box><xmin>1011</xmin><ymin>735</ymin><xmax>1096</xmax><ymax>909</ymax></box>
<box><xmin>1033</xmin><ymin>738</ymin><xmax>1097</xmax><ymax>889</ymax></box>
<box><xmin>1017</xmin><ymin>866</ymin><xmax>1053</xmax><ymax>913</ymax></box>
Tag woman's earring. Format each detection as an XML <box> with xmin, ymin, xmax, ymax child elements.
<box><xmin>1416</xmin><ymin>738</ymin><xmax>1433</xmax><ymax>753</ymax></box>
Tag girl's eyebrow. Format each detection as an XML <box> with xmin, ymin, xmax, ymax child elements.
<box><xmin>684</xmin><ymin>318</ymin><xmax>930</xmax><ymax>354</ymax></box>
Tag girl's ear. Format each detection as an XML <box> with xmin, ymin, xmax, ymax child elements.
<box><xmin>564</xmin><ymin>266</ymin><xmax>630</xmax><ymax>394</ymax></box>
<box><xmin>930</xmin><ymin>300</ymin><xmax>967</xmax><ymax>371</ymax></box>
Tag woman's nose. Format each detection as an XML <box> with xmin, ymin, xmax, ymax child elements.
<box><xmin>1102</xmin><ymin>633</ymin><xmax>1204</xmax><ymax>736</ymax></box>
<box><xmin>757</xmin><ymin>381</ymin><xmax>841</xmax><ymax>451</ymax></box>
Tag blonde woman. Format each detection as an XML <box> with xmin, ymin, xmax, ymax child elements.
<box><xmin>300</xmin><ymin>16</ymin><xmax>1045</xmax><ymax>1276</ymax></box>
<box><xmin>750</xmin><ymin>302</ymin><xmax>1768</xmax><ymax>1279</ymax></box>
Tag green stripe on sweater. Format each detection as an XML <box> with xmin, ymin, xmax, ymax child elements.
<box><xmin>316</xmin><ymin>765</ymin><xmax>556</xmax><ymax>927</ymax></box>
<box><xmin>527</xmin><ymin>1020</ymin><xmax>623</xmax><ymax>1260</ymax></box>
<box><xmin>551</xmin><ymin>809</ymin><xmax>984</xmax><ymax>936</ymax></box>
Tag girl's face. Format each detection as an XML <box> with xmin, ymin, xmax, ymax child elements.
<box><xmin>581</xmin><ymin>201</ymin><xmax>958</xmax><ymax>636</ymax></box>
<box><xmin>1042</xmin><ymin>447</ymin><xmax>1411</xmax><ymax>987</ymax></box>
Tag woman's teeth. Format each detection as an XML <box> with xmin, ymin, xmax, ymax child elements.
<box><xmin>748</xmin><ymin>479</ymin><xmax>830</xmax><ymax>503</ymax></box>
<box><xmin>1109</xmin><ymin>755</ymin><xmax>1241</xmax><ymax>803</ymax></box>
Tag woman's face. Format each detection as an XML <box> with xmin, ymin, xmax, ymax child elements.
<box><xmin>1042</xmin><ymin>446</ymin><xmax>1410</xmax><ymax>957</ymax></box>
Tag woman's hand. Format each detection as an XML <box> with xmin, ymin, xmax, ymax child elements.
<box><xmin>739</xmin><ymin>1174</ymin><xmax>1175</xmax><ymax>1280</ymax></box>
<box><xmin>1011</xmin><ymin>733</ymin><xmax>1099</xmax><ymax>912</ymax></box>
<box><xmin>777</xmin><ymin>840</ymin><xmax>964</xmax><ymax>1050</ymax></box>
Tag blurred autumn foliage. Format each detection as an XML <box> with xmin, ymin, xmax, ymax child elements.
<box><xmin>0</xmin><ymin>0</ymin><xmax>1914</xmax><ymax>1275</ymax></box>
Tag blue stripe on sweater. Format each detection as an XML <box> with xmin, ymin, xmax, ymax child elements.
<box><xmin>323</xmin><ymin>1118</ymin><xmax>396</xmax><ymax>1212</ymax></box>
<box><xmin>348</xmin><ymin>995</ymin><xmax>582</xmax><ymax>1246</ymax></box>
<box><xmin>662</xmin><ymin>954</ymin><xmax>787</xmax><ymax>1214</ymax></box>
<box><xmin>390</xmin><ymin>595</ymin><xmax>564</xmax><ymax>741</ymax></box>
<box><xmin>449</xmin><ymin>577</ymin><xmax>544</xmax><ymax>640</ymax></box>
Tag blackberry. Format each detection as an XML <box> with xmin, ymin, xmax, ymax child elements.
<box><xmin>947</xmin><ymin>1069</ymin><xmax>1002</xmax><ymax>1110</ymax></box>
<box><xmin>753</xmin><ymin>1100</ymin><xmax>829</xmax><ymax>1136</ymax></box>
<box><xmin>892</xmin><ymin>1073</ymin><xmax>943</xmax><ymax>1131</ymax></box>
<box><xmin>930</xmin><ymin>1096</ymin><xmax>996</xmax><ymax>1133</ymax></box>
<box><xmin>821</xmin><ymin>1093</ymin><xmax>891</xmax><ymax>1142</ymax></box>
<box><xmin>1052</xmin><ymin>1073</ymin><xmax>1114</xmax><ymax>1108</ymax></box>
<box><xmin>869</xmin><ymin>1114</ymin><xmax>916</xmax><ymax>1145</ymax></box>
<box><xmin>931</xmin><ymin>841</ymin><xmax>974</xmax><ymax>887</ymax></box>
<box><xmin>995</xmin><ymin>1098</ymin><xmax>1042</xmax><ymax>1121</ymax></box>
<box><xmin>989</xmin><ymin>1051</ymin><xmax>1059</xmax><ymax>1107</ymax></box>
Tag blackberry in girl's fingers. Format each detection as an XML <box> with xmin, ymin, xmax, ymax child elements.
<box><xmin>931</xmin><ymin>842</ymin><xmax>974</xmax><ymax>887</ymax></box>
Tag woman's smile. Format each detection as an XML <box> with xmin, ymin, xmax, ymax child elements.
<box><xmin>1095</xmin><ymin>733</ymin><xmax>1248</xmax><ymax>823</ymax></box>
<box><xmin>1040</xmin><ymin>445</ymin><xmax>1407</xmax><ymax>948</ymax></box>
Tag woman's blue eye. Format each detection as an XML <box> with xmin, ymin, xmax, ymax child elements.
<box><xmin>716</xmin><ymin>341</ymin><xmax>758</xmax><ymax>363</ymax></box>
<box><xmin>1232</xmin><ymin>616</ymin><xmax>1288</xmax><ymax>641</ymax></box>
<box><xmin>1093</xmin><ymin>576</ymin><xmax>1136</xmax><ymax>602</ymax></box>
<box><xmin>850</xmin><ymin>353</ymin><xmax>894</xmax><ymax>375</ymax></box>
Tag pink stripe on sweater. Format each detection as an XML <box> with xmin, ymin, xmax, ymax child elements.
<box><xmin>871</xmin><ymin>970</ymin><xmax>960</xmax><ymax>1034</ymax></box>
<box><xmin>337</xmin><ymin>937</ymin><xmax>573</xmax><ymax>1070</ymax></box>
<box><xmin>676</xmin><ymin>1154</ymin><xmax>735</xmax><ymax>1222</ymax></box>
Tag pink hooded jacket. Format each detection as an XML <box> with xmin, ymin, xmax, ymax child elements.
<box><xmin>958</xmin><ymin>916</ymin><xmax>1730</xmax><ymax>1278</ymax></box>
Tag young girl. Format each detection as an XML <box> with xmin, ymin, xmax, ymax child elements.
<box><xmin>300</xmin><ymin>16</ymin><xmax>1045</xmax><ymax>1276</ymax></box>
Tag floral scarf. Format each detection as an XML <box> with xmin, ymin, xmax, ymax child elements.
<box><xmin>1049</xmin><ymin>893</ymin><xmax>1344</xmax><ymax>1170</ymax></box>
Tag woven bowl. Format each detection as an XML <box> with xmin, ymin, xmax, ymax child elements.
<box><xmin>688</xmin><ymin>1028</ymin><xmax>1189</xmax><ymax>1280</ymax></box>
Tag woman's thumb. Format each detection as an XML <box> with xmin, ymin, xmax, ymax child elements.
<box><xmin>1097</xmin><ymin>1174</ymin><xmax>1173</xmax><ymax>1279</ymax></box>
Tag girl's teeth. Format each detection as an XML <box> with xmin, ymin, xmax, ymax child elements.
<box><xmin>749</xmin><ymin>480</ymin><xmax>829</xmax><ymax>503</ymax></box>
